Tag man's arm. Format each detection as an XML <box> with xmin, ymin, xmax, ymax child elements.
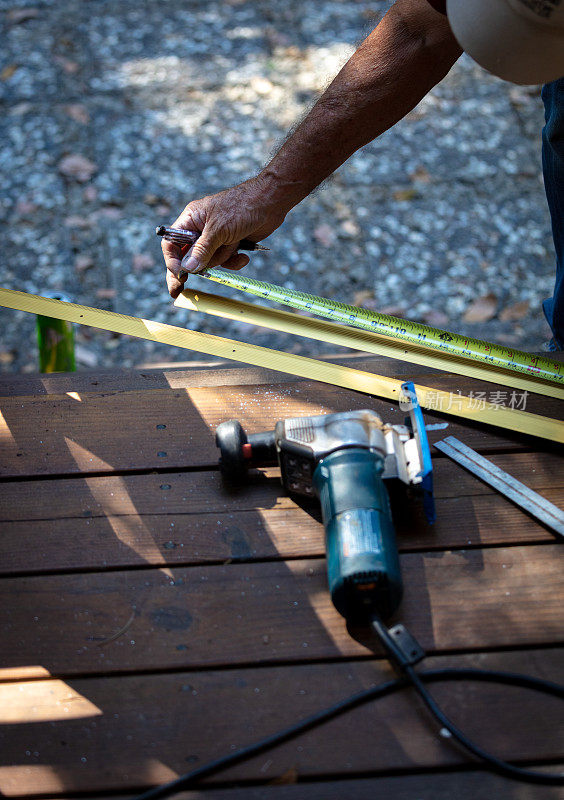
<box><xmin>164</xmin><ymin>0</ymin><xmax>461</xmax><ymax>296</ymax></box>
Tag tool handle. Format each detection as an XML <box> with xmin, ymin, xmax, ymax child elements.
<box><xmin>313</xmin><ymin>448</ymin><xmax>402</xmax><ymax>621</ymax></box>
<box><xmin>239</xmin><ymin>239</ymin><xmax>262</xmax><ymax>252</ymax></box>
<box><xmin>247</xmin><ymin>431</ymin><xmax>277</xmax><ymax>463</ymax></box>
<box><xmin>156</xmin><ymin>226</ymin><xmax>264</xmax><ymax>252</ymax></box>
<box><xmin>215</xmin><ymin>420</ymin><xmax>277</xmax><ymax>482</ymax></box>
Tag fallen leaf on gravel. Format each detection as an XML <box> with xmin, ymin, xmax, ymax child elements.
<box><xmin>250</xmin><ymin>76</ymin><xmax>274</xmax><ymax>95</ymax></box>
<box><xmin>0</xmin><ymin>349</ymin><xmax>15</xmax><ymax>365</ymax></box>
<box><xmin>499</xmin><ymin>299</ymin><xmax>530</xmax><ymax>321</ymax></box>
<box><xmin>393</xmin><ymin>188</ymin><xmax>418</xmax><ymax>202</ymax></box>
<box><xmin>353</xmin><ymin>290</ymin><xmax>374</xmax><ymax>307</ymax></box>
<box><xmin>423</xmin><ymin>309</ymin><xmax>449</xmax><ymax>327</ymax></box>
<box><xmin>133</xmin><ymin>253</ymin><xmax>155</xmax><ymax>272</ymax></box>
<box><xmin>15</xmin><ymin>198</ymin><xmax>38</xmax><ymax>216</ymax></box>
<box><xmin>508</xmin><ymin>87</ymin><xmax>537</xmax><ymax>106</ymax></box>
<box><xmin>54</xmin><ymin>55</ymin><xmax>80</xmax><ymax>74</ymax></box>
<box><xmin>463</xmin><ymin>293</ymin><xmax>498</xmax><ymax>323</ymax></box>
<box><xmin>497</xmin><ymin>332</ymin><xmax>520</xmax><ymax>345</ymax></box>
<box><xmin>96</xmin><ymin>288</ymin><xmax>116</xmax><ymax>299</ymax></box>
<box><xmin>410</xmin><ymin>166</ymin><xmax>432</xmax><ymax>183</ymax></box>
<box><xmin>280</xmin><ymin>45</ymin><xmax>301</xmax><ymax>59</ymax></box>
<box><xmin>83</xmin><ymin>185</ymin><xmax>98</xmax><ymax>202</ymax></box>
<box><xmin>74</xmin><ymin>255</ymin><xmax>94</xmax><ymax>273</ymax></box>
<box><xmin>143</xmin><ymin>195</ymin><xmax>171</xmax><ymax>215</ymax></box>
<box><xmin>58</xmin><ymin>154</ymin><xmax>97</xmax><ymax>182</ymax></box>
<box><xmin>94</xmin><ymin>206</ymin><xmax>123</xmax><ymax>220</ymax></box>
<box><xmin>358</xmin><ymin>297</ymin><xmax>378</xmax><ymax>311</ymax></box>
<box><xmin>64</xmin><ymin>215</ymin><xmax>92</xmax><ymax>229</ymax></box>
<box><xmin>11</xmin><ymin>101</ymin><xmax>31</xmax><ymax>115</ymax></box>
<box><xmin>6</xmin><ymin>8</ymin><xmax>40</xmax><ymax>23</ymax></box>
<box><xmin>313</xmin><ymin>223</ymin><xmax>336</xmax><ymax>247</ymax></box>
<box><xmin>0</xmin><ymin>64</ymin><xmax>18</xmax><ymax>81</ymax></box>
<box><xmin>63</xmin><ymin>104</ymin><xmax>90</xmax><ymax>124</ymax></box>
<box><xmin>264</xmin><ymin>27</ymin><xmax>291</xmax><ymax>48</ymax></box>
<box><xmin>381</xmin><ymin>305</ymin><xmax>406</xmax><ymax>317</ymax></box>
<box><xmin>340</xmin><ymin>219</ymin><xmax>360</xmax><ymax>238</ymax></box>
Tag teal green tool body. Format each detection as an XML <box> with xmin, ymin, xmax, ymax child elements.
<box><xmin>215</xmin><ymin>382</ymin><xmax>433</xmax><ymax>621</ymax></box>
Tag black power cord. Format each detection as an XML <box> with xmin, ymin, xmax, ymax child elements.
<box><xmin>133</xmin><ymin>618</ymin><xmax>564</xmax><ymax>800</ymax></box>
<box><xmin>370</xmin><ymin>617</ymin><xmax>564</xmax><ymax>786</ymax></box>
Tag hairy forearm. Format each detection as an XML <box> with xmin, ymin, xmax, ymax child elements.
<box><xmin>162</xmin><ymin>0</ymin><xmax>463</xmax><ymax>287</ymax></box>
<box><xmin>260</xmin><ymin>0</ymin><xmax>462</xmax><ymax>209</ymax></box>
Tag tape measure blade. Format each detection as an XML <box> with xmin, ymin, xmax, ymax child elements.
<box><xmin>177</xmin><ymin>289</ymin><xmax>564</xmax><ymax>401</ymax></box>
<box><xmin>204</xmin><ymin>269</ymin><xmax>563</xmax><ymax>386</ymax></box>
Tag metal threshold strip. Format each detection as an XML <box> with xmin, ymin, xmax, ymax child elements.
<box><xmin>1</xmin><ymin>287</ymin><xmax>562</xmax><ymax>443</ymax></box>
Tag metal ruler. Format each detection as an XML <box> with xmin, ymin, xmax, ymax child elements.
<box><xmin>1</xmin><ymin>287</ymin><xmax>563</xmax><ymax>443</ymax></box>
<box><xmin>434</xmin><ymin>436</ymin><xmax>564</xmax><ymax>538</ymax></box>
<box><xmin>204</xmin><ymin>268</ymin><xmax>564</xmax><ymax>386</ymax></box>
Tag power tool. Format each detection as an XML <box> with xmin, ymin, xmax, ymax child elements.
<box><xmin>215</xmin><ymin>381</ymin><xmax>435</xmax><ymax>622</ymax></box>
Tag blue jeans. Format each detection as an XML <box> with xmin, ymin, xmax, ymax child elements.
<box><xmin>542</xmin><ymin>78</ymin><xmax>564</xmax><ymax>349</ymax></box>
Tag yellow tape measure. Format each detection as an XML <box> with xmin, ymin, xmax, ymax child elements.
<box><xmin>1</xmin><ymin>287</ymin><xmax>562</xmax><ymax>444</ymax></box>
<box><xmin>204</xmin><ymin>268</ymin><xmax>563</xmax><ymax>386</ymax></box>
<box><xmin>177</xmin><ymin>288</ymin><xmax>564</xmax><ymax>401</ymax></box>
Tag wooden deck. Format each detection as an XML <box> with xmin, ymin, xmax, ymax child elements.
<box><xmin>0</xmin><ymin>352</ymin><xmax>563</xmax><ymax>799</ymax></box>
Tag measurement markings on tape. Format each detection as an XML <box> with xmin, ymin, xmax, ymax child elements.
<box><xmin>1</xmin><ymin>287</ymin><xmax>563</xmax><ymax>443</ymax></box>
<box><xmin>204</xmin><ymin>268</ymin><xmax>563</xmax><ymax>386</ymax></box>
<box><xmin>434</xmin><ymin>436</ymin><xmax>564</xmax><ymax>538</ymax></box>
<box><xmin>177</xmin><ymin>288</ymin><xmax>564</xmax><ymax>401</ymax></box>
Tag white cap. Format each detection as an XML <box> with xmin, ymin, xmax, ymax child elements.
<box><xmin>446</xmin><ymin>0</ymin><xmax>564</xmax><ymax>85</ymax></box>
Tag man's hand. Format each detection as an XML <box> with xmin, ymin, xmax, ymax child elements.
<box><xmin>162</xmin><ymin>176</ymin><xmax>289</xmax><ymax>298</ymax></box>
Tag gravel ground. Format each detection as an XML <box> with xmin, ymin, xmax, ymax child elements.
<box><xmin>0</xmin><ymin>0</ymin><xmax>557</xmax><ymax>374</ymax></box>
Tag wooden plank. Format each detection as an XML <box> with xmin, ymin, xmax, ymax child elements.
<box><xmin>0</xmin><ymin>545</ymin><xmax>561</xmax><ymax>678</ymax></box>
<box><xmin>0</xmin><ymin>650</ymin><xmax>562</xmax><ymax>796</ymax></box>
<box><xmin>1</xmin><ymin>493</ymin><xmax>561</xmax><ymax>575</ymax></box>
<box><xmin>45</xmin><ymin>770</ymin><xmax>564</xmax><ymax>800</ymax></box>
<box><xmin>2</xmin><ymin>352</ymin><xmax>561</xmax><ymax>399</ymax></box>
<box><xmin>0</xmin><ymin>354</ymin><xmax>442</xmax><ymax>398</ymax></box>
<box><xmin>0</xmin><ymin>381</ymin><xmax>560</xmax><ymax>479</ymax></box>
<box><xmin>3</xmin><ymin>451</ymin><xmax>562</xmax><ymax>521</ymax></box>
<box><xmin>0</xmin><ymin>461</ymin><xmax>562</xmax><ymax>575</ymax></box>
<box><xmin>47</xmin><ymin>771</ymin><xmax>564</xmax><ymax>800</ymax></box>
